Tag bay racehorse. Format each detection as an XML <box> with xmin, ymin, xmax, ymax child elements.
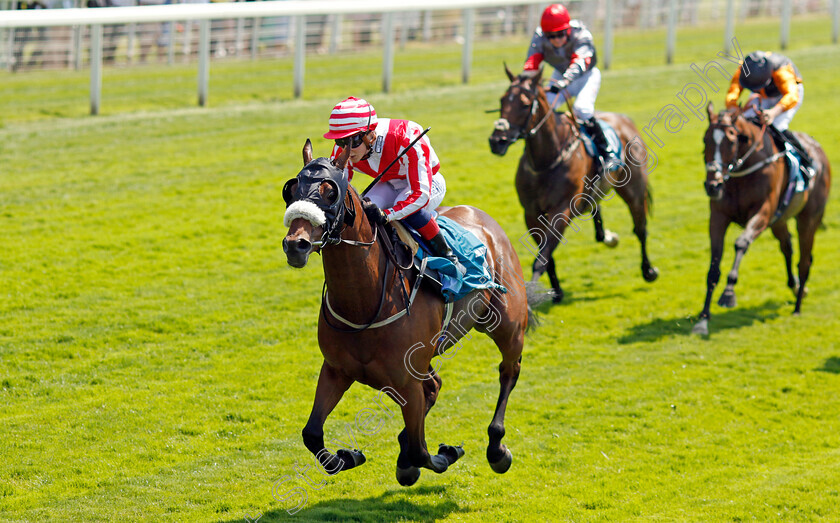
<box><xmin>488</xmin><ymin>65</ymin><xmax>658</xmax><ymax>303</ymax></box>
<box><xmin>282</xmin><ymin>141</ymin><xmax>546</xmax><ymax>486</ymax></box>
<box><xmin>692</xmin><ymin>103</ymin><xmax>831</xmax><ymax>335</ymax></box>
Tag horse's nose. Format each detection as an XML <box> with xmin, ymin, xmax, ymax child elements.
<box><xmin>283</xmin><ymin>237</ymin><xmax>312</xmax><ymax>255</ymax></box>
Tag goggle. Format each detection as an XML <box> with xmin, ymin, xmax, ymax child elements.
<box><xmin>335</xmin><ymin>133</ymin><xmax>366</xmax><ymax>149</ymax></box>
<box><xmin>545</xmin><ymin>31</ymin><xmax>568</xmax><ymax>40</ymax></box>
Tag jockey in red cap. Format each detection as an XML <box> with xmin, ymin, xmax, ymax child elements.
<box><xmin>524</xmin><ymin>3</ymin><xmax>618</xmax><ymax>171</ymax></box>
<box><xmin>325</xmin><ymin>96</ymin><xmax>459</xmax><ymax>265</ymax></box>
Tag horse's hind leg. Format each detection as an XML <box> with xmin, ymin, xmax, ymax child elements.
<box><xmin>486</xmin><ymin>326</ymin><xmax>524</xmax><ymax>473</ymax></box>
<box><xmin>793</xmin><ymin>214</ymin><xmax>821</xmax><ymax>314</ymax></box>
<box><xmin>770</xmin><ymin>221</ymin><xmax>798</xmax><ymax>295</ymax></box>
<box><xmin>301</xmin><ymin>362</ymin><xmax>365</xmax><ymax>474</ymax></box>
<box><xmin>616</xmin><ymin>180</ymin><xmax>657</xmax><ymax>282</ymax></box>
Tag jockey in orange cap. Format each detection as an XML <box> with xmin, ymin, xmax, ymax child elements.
<box><xmin>524</xmin><ymin>3</ymin><xmax>618</xmax><ymax>171</ymax></box>
<box><xmin>325</xmin><ymin>96</ymin><xmax>459</xmax><ymax>265</ymax></box>
<box><xmin>726</xmin><ymin>50</ymin><xmax>815</xmax><ymax>177</ymax></box>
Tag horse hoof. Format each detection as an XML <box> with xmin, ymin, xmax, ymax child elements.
<box><xmin>643</xmin><ymin>266</ymin><xmax>659</xmax><ymax>283</ymax></box>
<box><xmin>438</xmin><ymin>444</ymin><xmax>465</xmax><ymax>465</ymax></box>
<box><xmin>396</xmin><ymin>466</ymin><xmax>421</xmax><ymax>486</ymax></box>
<box><xmin>691</xmin><ymin>319</ymin><xmax>709</xmax><ymax>336</ymax></box>
<box><xmin>603</xmin><ymin>230</ymin><xmax>619</xmax><ymax>248</ymax></box>
<box><xmin>336</xmin><ymin>448</ymin><xmax>366</xmax><ymax>471</ymax></box>
<box><xmin>428</xmin><ymin>453</ymin><xmax>450</xmax><ymax>473</ymax></box>
<box><xmin>488</xmin><ymin>446</ymin><xmax>512</xmax><ymax>474</ymax></box>
<box><xmin>551</xmin><ymin>289</ymin><xmax>564</xmax><ymax>304</ymax></box>
<box><xmin>718</xmin><ymin>292</ymin><xmax>736</xmax><ymax>308</ymax></box>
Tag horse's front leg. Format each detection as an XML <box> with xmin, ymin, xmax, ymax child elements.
<box><xmin>301</xmin><ymin>362</ymin><xmax>365</xmax><ymax>474</ymax></box>
<box><xmin>526</xmin><ymin>208</ymin><xmax>571</xmax><ymax>303</ymax></box>
<box><xmin>718</xmin><ymin>203</ymin><xmax>772</xmax><ymax>308</ymax></box>
<box><xmin>693</xmin><ymin>210</ymin><xmax>729</xmax><ymax>335</ymax></box>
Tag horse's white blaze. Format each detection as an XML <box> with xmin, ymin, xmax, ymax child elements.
<box><xmin>712</xmin><ymin>128</ymin><xmax>724</xmax><ymax>166</ymax></box>
<box><xmin>284</xmin><ymin>200</ymin><xmax>326</xmax><ymax>227</ymax></box>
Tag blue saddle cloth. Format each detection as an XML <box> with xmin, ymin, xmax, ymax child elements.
<box><xmin>579</xmin><ymin>118</ymin><xmax>624</xmax><ymax>171</ymax></box>
<box><xmin>410</xmin><ymin>216</ymin><xmax>507</xmax><ymax>303</ymax></box>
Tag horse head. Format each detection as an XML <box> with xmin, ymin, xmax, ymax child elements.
<box><xmin>702</xmin><ymin>102</ymin><xmax>756</xmax><ymax>201</ymax></box>
<box><xmin>282</xmin><ymin>140</ymin><xmax>353</xmax><ymax>268</ymax></box>
<box><xmin>488</xmin><ymin>64</ymin><xmax>544</xmax><ymax>156</ymax></box>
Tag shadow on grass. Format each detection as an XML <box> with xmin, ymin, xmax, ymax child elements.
<box><xmin>618</xmin><ymin>299</ymin><xmax>785</xmax><ymax>344</ymax></box>
<box><xmin>228</xmin><ymin>485</ymin><xmax>465</xmax><ymax>522</ymax></box>
<box><xmin>816</xmin><ymin>357</ymin><xmax>840</xmax><ymax>374</ymax></box>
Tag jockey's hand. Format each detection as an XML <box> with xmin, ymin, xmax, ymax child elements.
<box><xmin>362</xmin><ymin>198</ymin><xmax>388</xmax><ymax>226</ymax></box>
<box><xmin>761</xmin><ymin>105</ymin><xmax>782</xmax><ymax>125</ymax></box>
<box><xmin>548</xmin><ymin>79</ymin><xmax>568</xmax><ymax>94</ymax></box>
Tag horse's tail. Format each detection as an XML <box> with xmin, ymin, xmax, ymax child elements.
<box><xmin>645</xmin><ymin>182</ymin><xmax>654</xmax><ymax>218</ymax></box>
<box><xmin>524</xmin><ymin>281</ymin><xmax>553</xmax><ymax>333</ymax></box>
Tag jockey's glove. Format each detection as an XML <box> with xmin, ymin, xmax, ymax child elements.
<box><xmin>548</xmin><ymin>79</ymin><xmax>569</xmax><ymax>93</ymax></box>
<box><xmin>362</xmin><ymin>198</ymin><xmax>388</xmax><ymax>226</ymax></box>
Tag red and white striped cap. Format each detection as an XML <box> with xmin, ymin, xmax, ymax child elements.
<box><xmin>323</xmin><ymin>97</ymin><xmax>378</xmax><ymax>139</ymax></box>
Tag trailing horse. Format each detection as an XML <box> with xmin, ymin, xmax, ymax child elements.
<box><xmin>488</xmin><ymin>65</ymin><xmax>658</xmax><ymax>303</ymax></box>
<box><xmin>692</xmin><ymin>103</ymin><xmax>831</xmax><ymax>335</ymax></box>
<box><xmin>282</xmin><ymin>141</ymin><xmax>547</xmax><ymax>486</ymax></box>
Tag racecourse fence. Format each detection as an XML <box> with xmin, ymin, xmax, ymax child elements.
<box><xmin>1</xmin><ymin>0</ymin><xmax>837</xmax><ymax>114</ymax></box>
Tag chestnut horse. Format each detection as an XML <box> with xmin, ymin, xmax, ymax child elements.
<box><xmin>488</xmin><ymin>66</ymin><xmax>658</xmax><ymax>303</ymax></box>
<box><xmin>692</xmin><ymin>103</ymin><xmax>831</xmax><ymax>335</ymax></box>
<box><xmin>282</xmin><ymin>141</ymin><xmax>544</xmax><ymax>486</ymax></box>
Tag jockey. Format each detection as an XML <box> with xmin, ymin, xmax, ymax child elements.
<box><xmin>725</xmin><ymin>50</ymin><xmax>815</xmax><ymax>177</ymax></box>
<box><xmin>524</xmin><ymin>3</ymin><xmax>618</xmax><ymax>171</ymax></box>
<box><xmin>325</xmin><ymin>96</ymin><xmax>459</xmax><ymax>266</ymax></box>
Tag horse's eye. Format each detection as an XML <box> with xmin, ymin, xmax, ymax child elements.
<box><xmin>737</xmin><ymin>134</ymin><xmax>749</xmax><ymax>144</ymax></box>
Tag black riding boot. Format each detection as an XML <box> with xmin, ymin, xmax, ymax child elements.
<box><xmin>428</xmin><ymin>231</ymin><xmax>460</xmax><ymax>266</ymax></box>
<box><xmin>781</xmin><ymin>129</ymin><xmax>816</xmax><ymax>178</ymax></box>
<box><xmin>582</xmin><ymin>117</ymin><xmax>619</xmax><ymax>172</ymax></box>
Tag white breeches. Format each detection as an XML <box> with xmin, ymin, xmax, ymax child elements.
<box><xmin>742</xmin><ymin>83</ymin><xmax>804</xmax><ymax>131</ymax></box>
<box><xmin>547</xmin><ymin>66</ymin><xmax>601</xmax><ymax>120</ymax></box>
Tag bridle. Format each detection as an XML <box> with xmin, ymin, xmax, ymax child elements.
<box><xmin>495</xmin><ymin>79</ymin><xmax>581</xmax><ymax>168</ymax></box>
<box><xmin>706</xmin><ymin>113</ymin><xmax>783</xmax><ymax>184</ymax></box>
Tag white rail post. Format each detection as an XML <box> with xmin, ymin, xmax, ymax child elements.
<box><xmin>235</xmin><ymin>17</ymin><xmax>245</xmax><ymax>57</ymax></box>
<box><xmin>90</xmin><ymin>24</ymin><xmax>103</xmax><ymax>116</ymax></box>
<box><xmin>724</xmin><ymin>0</ymin><xmax>734</xmax><ymax>55</ymax></box>
<box><xmin>462</xmin><ymin>8</ymin><xmax>474</xmax><ymax>84</ymax></box>
<box><xmin>198</xmin><ymin>19</ymin><xmax>210</xmax><ymax>106</ymax></box>
<box><xmin>780</xmin><ymin>0</ymin><xmax>791</xmax><ymax>50</ymax></box>
<box><xmin>127</xmin><ymin>23</ymin><xmax>136</xmax><ymax>63</ymax></box>
<box><xmin>329</xmin><ymin>14</ymin><xmax>341</xmax><ymax>54</ymax></box>
<box><xmin>294</xmin><ymin>15</ymin><xmax>305</xmax><ymax>98</ymax></box>
<box><xmin>250</xmin><ymin>17</ymin><xmax>259</xmax><ymax>60</ymax></box>
<box><xmin>167</xmin><ymin>22</ymin><xmax>175</xmax><ymax>64</ymax></box>
<box><xmin>382</xmin><ymin>12</ymin><xmax>394</xmax><ymax>93</ymax></box>
<box><xmin>604</xmin><ymin>0</ymin><xmax>614</xmax><ymax>70</ymax></box>
<box><xmin>666</xmin><ymin>0</ymin><xmax>677</xmax><ymax>64</ymax></box>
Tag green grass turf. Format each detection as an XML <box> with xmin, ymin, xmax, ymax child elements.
<box><xmin>1</xmin><ymin>14</ymin><xmax>839</xmax><ymax>523</ymax></box>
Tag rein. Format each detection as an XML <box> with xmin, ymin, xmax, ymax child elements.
<box><xmin>726</xmin><ymin>120</ymin><xmax>785</xmax><ymax>178</ymax></box>
<box><xmin>318</xmin><ymin>194</ymin><xmax>418</xmax><ymax>333</ymax></box>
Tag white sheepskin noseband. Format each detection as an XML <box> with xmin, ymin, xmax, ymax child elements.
<box><xmin>284</xmin><ymin>200</ymin><xmax>327</xmax><ymax>227</ymax></box>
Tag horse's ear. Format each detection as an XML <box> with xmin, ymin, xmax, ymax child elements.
<box><xmin>303</xmin><ymin>139</ymin><xmax>313</xmax><ymax>165</ymax></box>
<box><xmin>333</xmin><ymin>141</ymin><xmax>352</xmax><ymax>172</ymax></box>
<box><xmin>504</xmin><ymin>62</ymin><xmax>515</xmax><ymax>82</ymax></box>
<box><xmin>706</xmin><ymin>102</ymin><xmax>716</xmax><ymax>123</ymax></box>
